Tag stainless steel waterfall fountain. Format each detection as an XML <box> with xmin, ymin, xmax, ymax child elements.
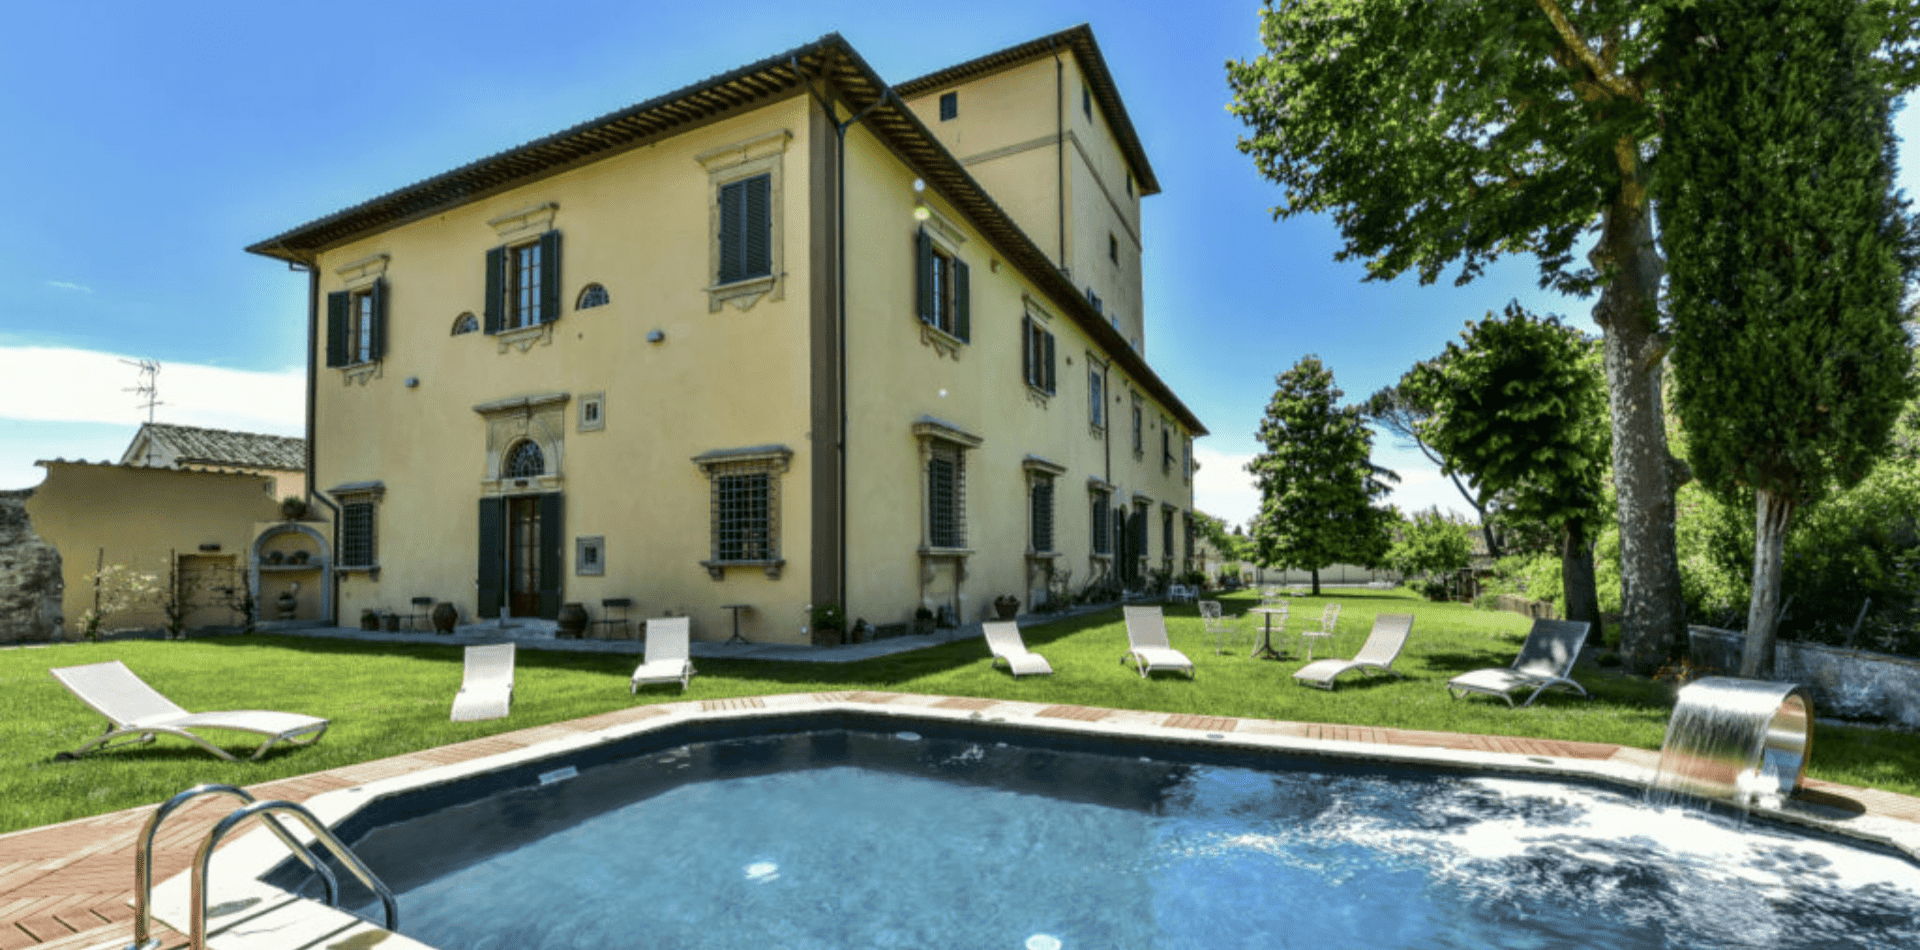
<box><xmin>1651</xmin><ymin>676</ymin><xmax>1814</xmax><ymax>807</ymax></box>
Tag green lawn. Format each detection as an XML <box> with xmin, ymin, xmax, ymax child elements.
<box><xmin>5</xmin><ymin>588</ymin><xmax>1915</xmax><ymax>835</ymax></box>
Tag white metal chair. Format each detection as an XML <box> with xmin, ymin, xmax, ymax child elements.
<box><xmin>631</xmin><ymin>616</ymin><xmax>696</xmax><ymax>693</ymax></box>
<box><xmin>1198</xmin><ymin>600</ymin><xmax>1244</xmax><ymax>655</ymax></box>
<box><xmin>451</xmin><ymin>643</ymin><xmax>516</xmax><ymax>722</ymax></box>
<box><xmin>1300</xmin><ymin>602</ymin><xmax>1342</xmax><ymax>660</ymax></box>
<box><xmin>49</xmin><ymin>660</ymin><xmax>330</xmax><ymax>761</ymax></box>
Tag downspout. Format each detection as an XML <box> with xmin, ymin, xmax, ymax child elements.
<box><xmin>295</xmin><ymin>256</ymin><xmax>340</xmax><ymax>626</ymax></box>
<box><xmin>794</xmin><ymin>56</ymin><xmax>890</xmax><ymax>617</ymax></box>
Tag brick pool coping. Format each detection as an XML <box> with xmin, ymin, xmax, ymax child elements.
<box><xmin>5</xmin><ymin>691</ymin><xmax>1918</xmax><ymax>950</ymax></box>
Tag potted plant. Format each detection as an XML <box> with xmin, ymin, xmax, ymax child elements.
<box><xmin>381</xmin><ymin>611</ymin><xmax>402</xmax><ymax>632</ymax></box>
<box><xmin>912</xmin><ymin>605</ymin><xmax>935</xmax><ymax>636</ymax></box>
<box><xmin>810</xmin><ymin>603</ymin><xmax>846</xmax><ymax>647</ymax></box>
<box><xmin>360</xmin><ymin>608</ymin><xmax>381</xmax><ymax>631</ymax></box>
<box><xmin>993</xmin><ymin>594</ymin><xmax>1020</xmax><ymax>620</ymax></box>
<box><xmin>280</xmin><ymin>496</ymin><xmax>309</xmax><ymax>521</ymax></box>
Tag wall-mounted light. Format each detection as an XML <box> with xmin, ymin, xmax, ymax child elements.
<box><xmin>647</xmin><ymin>330</ymin><xmax>665</xmax><ymax>343</ymax></box>
<box><xmin>405</xmin><ymin>377</ymin><xmax>420</xmax><ymax>388</ymax></box>
<box><xmin>912</xmin><ymin>178</ymin><xmax>926</xmax><ymax>193</ymax></box>
<box><xmin>913</xmin><ymin>205</ymin><xmax>931</xmax><ymax>221</ymax></box>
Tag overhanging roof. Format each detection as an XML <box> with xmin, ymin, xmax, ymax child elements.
<box><xmin>245</xmin><ymin>31</ymin><xmax>1202</xmax><ymax>436</ymax></box>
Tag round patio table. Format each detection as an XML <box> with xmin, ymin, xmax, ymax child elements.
<box><xmin>1247</xmin><ymin>606</ymin><xmax>1290</xmax><ymax>660</ymax></box>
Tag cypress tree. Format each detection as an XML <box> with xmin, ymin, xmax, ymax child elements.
<box><xmin>1658</xmin><ymin>0</ymin><xmax>1916</xmax><ymax>676</ymax></box>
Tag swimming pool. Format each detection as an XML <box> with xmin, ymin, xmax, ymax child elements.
<box><xmin>271</xmin><ymin>718</ymin><xmax>1920</xmax><ymax>950</ymax></box>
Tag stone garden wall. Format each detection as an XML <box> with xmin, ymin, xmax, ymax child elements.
<box><xmin>1689</xmin><ymin>624</ymin><xmax>1920</xmax><ymax>730</ymax></box>
<box><xmin>0</xmin><ymin>490</ymin><xmax>64</xmax><ymax>642</ymax></box>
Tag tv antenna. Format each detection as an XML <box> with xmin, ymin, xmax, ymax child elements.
<box><xmin>122</xmin><ymin>358</ymin><xmax>164</xmax><ymax>427</ymax></box>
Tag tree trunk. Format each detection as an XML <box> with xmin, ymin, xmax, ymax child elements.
<box><xmin>1560</xmin><ymin>518</ymin><xmax>1601</xmax><ymax>626</ymax></box>
<box><xmin>1741</xmin><ymin>488</ymin><xmax>1794</xmax><ymax>678</ymax></box>
<box><xmin>1590</xmin><ymin>189</ymin><xmax>1687</xmax><ymax>672</ymax></box>
<box><xmin>1310</xmin><ymin>568</ymin><xmax>1321</xmax><ymax>597</ymax></box>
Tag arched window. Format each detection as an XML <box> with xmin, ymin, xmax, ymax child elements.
<box><xmin>576</xmin><ymin>283</ymin><xmax>609</xmax><ymax>310</ymax></box>
<box><xmin>451</xmin><ymin>312</ymin><xmax>479</xmax><ymax>335</ymax></box>
<box><xmin>505</xmin><ymin>440</ymin><xmax>545</xmax><ymax>479</ymax></box>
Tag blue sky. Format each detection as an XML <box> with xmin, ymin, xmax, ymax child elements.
<box><xmin>3</xmin><ymin>0</ymin><xmax>1914</xmax><ymax>530</ymax></box>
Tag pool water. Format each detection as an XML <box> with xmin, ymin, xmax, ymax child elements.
<box><xmin>305</xmin><ymin>729</ymin><xmax>1920</xmax><ymax>950</ymax></box>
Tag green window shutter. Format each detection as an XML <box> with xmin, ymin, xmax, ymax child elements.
<box><xmin>538</xmin><ymin>231</ymin><xmax>562</xmax><ymax>324</ymax></box>
<box><xmin>368</xmin><ymin>278</ymin><xmax>388</xmax><ymax>362</ymax></box>
<box><xmin>325</xmin><ymin>291</ymin><xmax>348</xmax><ymax>367</ymax></box>
<box><xmin>476</xmin><ymin>498</ymin><xmax>505</xmax><ymax>619</ymax></box>
<box><xmin>742</xmin><ymin>175</ymin><xmax>771</xmax><ymax>278</ymax></box>
<box><xmin>1044</xmin><ymin>331</ymin><xmax>1056</xmax><ymax>394</ymax></box>
<box><xmin>537</xmin><ymin>493</ymin><xmax>565</xmax><ymax>619</ymax></box>
<box><xmin>718</xmin><ymin>179</ymin><xmax>744</xmax><ymax>283</ymax></box>
<box><xmin>953</xmin><ymin>257</ymin><xmax>970</xmax><ymax>342</ymax></box>
<box><xmin>914</xmin><ymin>228</ymin><xmax>933</xmax><ymax>325</ymax></box>
<box><xmin>483</xmin><ymin>245</ymin><xmax>505</xmax><ymax>335</ymax></box>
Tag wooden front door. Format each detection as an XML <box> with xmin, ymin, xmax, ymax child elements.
<box><xmin>508</xmin><ymin>496</ymin><xmax>541</xmax><ymax>617</ymax></box>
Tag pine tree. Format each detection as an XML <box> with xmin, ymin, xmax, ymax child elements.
<box><xmin>1246</xmin><ymin>356</ymin><xmax>1397</xmax><ymax>595</ymax></box>
<box><xmin>1658</xmin><ymin>0</ymin><xmax>1917</xmax><ymax>676</ymax></box>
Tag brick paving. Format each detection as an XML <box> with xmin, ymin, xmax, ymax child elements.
<box><xmin>4</xmin><ymin>693</ymin><xmax>1916</xmax><ymax>950</ymax></box>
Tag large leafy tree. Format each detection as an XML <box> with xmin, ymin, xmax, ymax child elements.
<box><xmin>1657</xmin><ymin>0</ymin><xmax>1916</xmax><ymax>677</ymax></box>
<box><xmin>1247</xmin><ymin>356</ymin><xmax>1398</xmax><ymax>595</ymax></box>
<box><xmin>1363</xmin><ymin>382</ymin><xmax>1501</xmax><ymax>557</ymax></box>
<box><xmin>1403</xmin><ymin>305</ymin><xmax>1611</xmax><ymax>624</ymax></box>
<box><xmin>1388</xmin><ymin>507</ymin><xmax>1474</xmax><ymax>596</ymax></box>
<box><xmin>1227</xmin><ymin>0</ymin><xmax>1919</xmax><ymax>670</ymax></box>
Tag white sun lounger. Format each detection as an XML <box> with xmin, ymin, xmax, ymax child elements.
<box><xmin>1293</xmin><ymin>613</ymin><xmax>1415</xmax><ymax>690</ymax></box>
<box><xmin>1122</xmin><ymin>606</ymin><xmax>1195</xmax><ymax>679</ymax></box>
<box><xmin>451</xmin><ymin>643</ymin><xmax>516</xmax><ymax>722</ymax></box>
<box><xmin>631</xmin><ymin>616</ymin><xmax>696</xmax><ymax>693</ymax></box>
<box><xmin>1447</xmin><ymin>619</ymin><xmax>1593</xmax><ymax>707</ymax></box>
<box><xmin>48</xmin><ymin>660</ymin><xmax>330</xmax><ymax>761</ymax></box>
<box><xmin>983</xmin><ymin>621</ymin><xmax>1053</xmax><ymax>677</ymax></box>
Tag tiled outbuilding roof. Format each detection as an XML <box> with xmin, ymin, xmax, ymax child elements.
<box><xmin>121</xmin><ymin>423</ymin><xmax>306</xmax><ymax>471</ymax></box>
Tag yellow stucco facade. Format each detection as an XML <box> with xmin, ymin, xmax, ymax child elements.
<box><xmin>250</xmin><ymin>27</ymin><xmax>1203</xmax><ymax>644</ymax></box>
<box><xmin>25</xmin><ymin>462</ymin><xmax>284</xmax><ymax>636</ymax></box>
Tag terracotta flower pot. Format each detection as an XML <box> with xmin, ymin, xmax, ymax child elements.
<box><xmin>557</xmin><ymin>602</ymin><xmax>590</xmax><ymax>639</ymax></box>
<box><xmin>431</xmin><ymin>602</ymin><xmax>459</xmax><ymax>634</ymax></box>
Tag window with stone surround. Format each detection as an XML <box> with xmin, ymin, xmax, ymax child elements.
<box><xmin>693</xmin><ymin>445</ymin><xmax>791</xmax><ymax>579</ymax></box>
<box><xmin>331</xmin><ymin>482</ymin><xmax>384</xmax><ymax>573</ymax></box>
<box><xmin>698</xmin><ymin>130</ymin><xmax>789</xmax><ymax>312</ymax></box>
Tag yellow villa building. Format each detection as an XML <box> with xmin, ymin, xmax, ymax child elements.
<box><xmin>246</xmin><ymin>25</ymin><xmax>1206</xmax><ymax>643</ymax></box>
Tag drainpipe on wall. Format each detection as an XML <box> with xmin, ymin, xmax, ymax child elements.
<box><xmin>795</xmin><ymin>56</ymin><xmax>891</xmax><ymax>619</ymax></box>
<box><xmin>294</xmin><ymin>257</ymin><xmax>341</xmax><ymax>626</ymax></box>
<box><xmin>1053</xmin><ymin>44</ymin><xmax>1066</xmax><ymax>274</ymax></box>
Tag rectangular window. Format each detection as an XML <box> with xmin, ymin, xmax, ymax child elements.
<box><xmin>348</xmin><ymin>289</ymin><xmax>375</xmax><ymax>364</ymax></box>
<box><xmin>341</xmin><ymin>502</ymin><xmax>376</xmax><ymax>569</ymax></box>
<box><xmin>715</xmin><ymin>471</ymin><xmax>772</xmax><ymax>562</ymax></box>
<box><xmin>1109</xmin><ymin>233</ymin><xmax>1118</xmax><ymax>264</ymax></box>
<box><xmin>915</xmin><ymin>229</ymin><xmax>969</xmax><ymax>340</ymax></box>
<box><xmin>939</xmin><ymin>91</ymin><xmax>958</xmax><ymax>120</ymax></box>
<box><xmin>1184</xmin><ymin>436</ymin><xmax>1193</xmax><ymax>484</ymax></box>
<box><xmin>928</xmin><ymin>443</ymin><xmax>966</xmax><ymax>549</ymax></box>
<box><xmin>1030</xmin><ymin>477</ymin><xmax>1055</xmax><ymax>553</ymax></box>
<box><xmin>1088</xmin><ymin>368</ymin><xmax>1105</xmax><ymax>428</ymax></box>
<box><xmin>1090</xmin><ymin>488</ymin><xmax>1111</xmax><ymax>555</ymax></box>
<box><xmin>508</xmin><ymin>241</ymin><xmax>543</xmax><ymax>329</ymax></box>
<box><xmin>1022</xmin><ymin>317</ymin><xmax>1056</xmax><ymax>394</ymax></box>
<box><xmin>718</xmin><ymin>173</ymin><xmax>773</xmax><ymax>284</ymax></box>
<box><xmin>325</xmin><ymin>279</ymin><xmax>385</xmax><ymax>368</ymax></box>
<box><xmin>1082</xmin><ymin>85</ymin><xmax>1092</xmax><ymax>120</ymax></box>
<box><xmin>694</xmin><ymin>446</ymin><xmax>790</xmax><ymax>578</ymax></box>
<box><xmin>1086</xmin><ymin>287</ymin><xmax>1103</xmax><ymax>315</ymax></box>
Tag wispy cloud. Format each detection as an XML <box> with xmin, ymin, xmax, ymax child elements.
<box><xmin>46</xmin><ymin>280</ymin><xmax>94</xmax><ymax>293</ymax></box>
<box><xmin>0</xmin><ymin>346</ymin><xmax>302</xmax><ymax>431</ymax></box>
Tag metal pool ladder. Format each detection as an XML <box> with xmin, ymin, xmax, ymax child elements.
<box><xmin>125</xmin><ymin>783</ymin><xmax>398</xmax><ymax>950</ymax></box>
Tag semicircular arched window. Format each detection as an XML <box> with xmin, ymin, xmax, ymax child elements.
<box><xmin>505</xmin><ymin>440</ymin><xmax>546</xmax><ymax>479</ymax></box>
<box><xmin>451</xmin><ymin>313</ymin><xmax>479</xmax><ymax>335</ymax></box>
<box><xmin>576</xmin><ymin>283</ymin><xmax>609</xmax><ymax>310</ymax></box>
